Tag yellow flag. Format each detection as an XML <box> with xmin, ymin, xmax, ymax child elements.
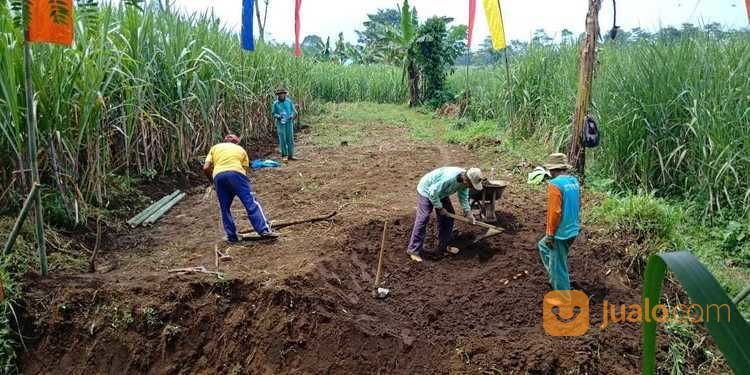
<box><xmin>483</xmin><ymin>0</ymin><xmax>506</xmax><ymax>50</ymax></box>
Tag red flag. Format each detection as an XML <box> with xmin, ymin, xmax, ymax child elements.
<box><xmin>294</xmin><ymin>0</ymin><xmax>302</xmax><ymax>57</ymax></box>
<box><xmin>468</xmin><ymin>0</ymin><xmax>477</xmax><ymax>49</ymax></box>
<box><xmin>746</xmin><ymin>0</ymin><xmax>750</xmax><ymax>23</ymax></box>
<box><xmin>27</xmin><ymin>0</ymin><xmax>74</xmax><ymax>46</ymax></box>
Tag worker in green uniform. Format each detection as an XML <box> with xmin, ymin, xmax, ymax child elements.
<box><xmin>272</xmin><ymin>88</ymin><xmax>298</xmax><ymax>161</ymax></box>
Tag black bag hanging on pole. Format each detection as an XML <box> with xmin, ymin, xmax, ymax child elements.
<box><xmin>582</xmin><ymin>114</ymin><xmax>600</xmax><ymax>148</ymax></box>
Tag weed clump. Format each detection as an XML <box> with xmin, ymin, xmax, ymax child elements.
<box><xmin>591</xmin><ymin>193</ymin><xmax>682</xmax><ymax>267</ymax></box>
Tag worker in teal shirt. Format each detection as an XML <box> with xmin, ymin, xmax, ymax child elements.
<box><xmin>407</xmin><ymin>166</ymin><xmax>484</xmax><ymax>262</ymax></box>
<box><xmin>538</xmin><ymin>153</ymin><xmax>581</xmax><ymax>292</ymax></box>
<box><xmin>272</xmin><ymin>88</ymin><xmax>298</xmax><ymax>161</ymax></box>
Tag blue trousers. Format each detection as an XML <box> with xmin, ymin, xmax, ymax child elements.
<box><xmin>538</xmin><ymin>236</ymin><xmax>576</xmax><ymax>290</ymax></box>
<box><xmin>276</xmin><ymin>122</ymin><xmax>294</xmax><ymax>157</ymax></box>
<box><xmin>214</xmin><ymin>171</ymin><xmax>270</xmax><ymax>241</ymax></box>
<box><xmin>407</xmin><ymin>194</ymin><xmax>454</xmax><ymax>255</ymax></box>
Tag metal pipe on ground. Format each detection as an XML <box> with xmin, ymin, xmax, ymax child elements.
<box><xmin>127</xmin><ymin>190</ymin><xmax>181</xmax><ymax>227</ymax></box>
<box><xmin>144</xmin><ymin>192</ymin><xmax>187</xmax><ymax>225</ymax></box>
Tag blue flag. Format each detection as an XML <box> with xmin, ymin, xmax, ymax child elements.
<box><xmin>241</xmin><ymin>0</ymin><xmax>255</xmax><ymax>51</ymax></box>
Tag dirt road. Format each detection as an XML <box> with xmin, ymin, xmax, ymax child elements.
<box><xmin>21</xmin><ymin>116</ymin><xmax>645</xmax><ymax>374</ymax></box>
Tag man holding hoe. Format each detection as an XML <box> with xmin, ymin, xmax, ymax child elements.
<box><xmin>407</xmin><ymin>167</ymin><xmax>484</xmax><ymax>262</ymax></box>
<box><xmin>538</xmin><ymin>153</ymin><xmax>581</xmax><ymax>292</ymax></box>
<box><xmin>272</xmin><ymin>88</ymin><xmax>298</xmax><ymax>162</ymax></box>
<box><xmin>203</xmin><ymin>134</ymin><xmax>279</xmax><ymax>243</ymax></box>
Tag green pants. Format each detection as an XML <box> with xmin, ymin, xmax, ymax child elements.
<box><xmin>538</xmin><ymin>236</ymin><xmax>576</xmax><ymax>290</ymax></box>
<box><xmin>276</xmin><ymin>122</ymin><xmax>294</xmax><ymax>157</ymax></box>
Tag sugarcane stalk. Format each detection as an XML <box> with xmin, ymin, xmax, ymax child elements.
<box><xmin>3</xmin><ymin>184</ymin><xmax>40</xmax><ymax>256</ymax></box>
<box><xmin>23</xmin><ymin>28</ymin><xmax>47</xmax><ymax>275</ymax></box>
<box><xmin>144</xmin><ymin>192</ymin><xmax>187</xmax><ymax>225</ymax></box>
<box><xmin>127</xmin><ymin>190</ymin><xmax>181</xmax><ymax>227</ymax></box>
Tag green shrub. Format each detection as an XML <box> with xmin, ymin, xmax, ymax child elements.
<box><xmin>591</xmin><ymin>193</ymin><xmax>683</xmax><ymax>261</ymax></box>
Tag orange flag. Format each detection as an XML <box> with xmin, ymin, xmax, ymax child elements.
<box><xmin>27</xmin><ymin>0</ymin><xmax>74</xmax><ymax>46</ymax></box>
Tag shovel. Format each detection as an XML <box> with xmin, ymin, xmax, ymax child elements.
<box><xmin>445</xmin><ymin>212</ymin><xmax>503</xmax><ymax>243</ymax></box>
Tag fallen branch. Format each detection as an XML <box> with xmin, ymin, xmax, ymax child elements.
<box><xmin>239</xmin><ymin>211</ymin><xmax>337</xmax><ymax>235</ymax></box>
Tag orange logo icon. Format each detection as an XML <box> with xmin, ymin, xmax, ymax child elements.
<box><xmin>543</xmin><ymin>290</ymin><xmax>590</xmax><ymax>336</ymax></box>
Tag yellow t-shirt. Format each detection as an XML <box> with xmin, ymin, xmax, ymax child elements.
<box><xmin>205</xmin><ymin>143</ymin><xmax>250</xmax><ymax>177</ymax></box>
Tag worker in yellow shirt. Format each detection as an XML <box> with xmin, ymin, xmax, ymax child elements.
<box><xmin>203</xmin><ymin>134</ymin><xmax>278</xmax><ymax>242</ymax></box>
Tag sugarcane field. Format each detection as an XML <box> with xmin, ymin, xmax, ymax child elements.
<box><xmin>1</xmin><ymin>0</ymin><xmax>750</xmax><ymax>374</ymax></box>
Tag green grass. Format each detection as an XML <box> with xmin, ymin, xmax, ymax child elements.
<box><xmin>587</xmin><ymin>191</ymin><xmax>749</xmax><ymax>317</ymax></box>
<box><xmin>0</xmin><ymin>218</ymin><xmax>35</xmax><ymax>374</ymax></box>
<box><xmin>590</xmin><ymin>193</ymin><xmax>683</xmax><ymax>254</ymax></box>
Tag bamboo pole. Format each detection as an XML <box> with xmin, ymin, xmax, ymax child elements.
<box><xmin>143</xmin><ymin>192</ymin><xmax>186</xmax><ymax>225</ymax></box>
<box><xmin>568</xmin><ymin>0</ymin><xmax>602</xmax><ymax>178</ymax></box>
<box><xmin>23</xmin><ymin>25</ymin><xmax>47</xmax><ymax>275</ymax></box>
<box><xmin>504</xmin><ymin>49</ymin><xmax>512</xmax><ymax>124</ymax></box>
<box><xmin>127</xmin><ymin>190</ymin><xmax>181</xmax><ymax>227</ymax></box>
<box><xmin>2</xmin><ymin>184</ymin><xmax>40</xmax><ymax>256</ymax></box>
<box><xmin>463</xmin><ymin>49</ymin><xmax>471</xmax><ymax>118</ymax></box>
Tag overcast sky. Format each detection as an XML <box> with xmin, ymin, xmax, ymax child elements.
<box><xmin>172</xmin><ymin>0</ymin><xmax>748</xmax><ymax>49</ymax></box>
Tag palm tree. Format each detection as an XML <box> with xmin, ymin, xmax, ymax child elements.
<box><xmin>382</xmin><ymin>0</ymin><xmax>420</xmax><ymax>106</ymax></box>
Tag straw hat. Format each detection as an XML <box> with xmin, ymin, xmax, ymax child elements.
<box><xmin>274</xmin><ymin>87</ymin><xmax>288</xmax><ymax>95</ymax></box>
<box><xmin>543</xmin><ymin>153</ymin><xmax>572</xmax><ymax>171</ymax></box>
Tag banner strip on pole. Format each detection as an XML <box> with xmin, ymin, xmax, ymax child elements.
<box><xmin>28</xmin><ymin>0</ymin><xmax>74</xmax><ymax>46</ymax></box>
<box><xmin>294</xmin><ymin>0</ymin><xmax>302</xmax><ymax>57</ymax></box>
<box><xmin>482</xmin><ymin>0</ymin><xmax>506</xmax><ymax>50</ymax></box>
<box><xmin>468</xmin><ymin>0</ymin><xmax>477</xmax><ymax>49</ymax></box>
<box><xmin>241</xmin><ymin>0</ymin><xmax>255</xmax><ymax>51</ymax></box>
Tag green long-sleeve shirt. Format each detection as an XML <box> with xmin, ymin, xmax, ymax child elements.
<box><xmin>416</xmin><ymin>167</ymin><xmax>471</xmax><ymax>212</ymax></box>
<box><xmin>272</xmin><ymin>98</ymin><xmax>296</xmax><ymax>126</ymax></box>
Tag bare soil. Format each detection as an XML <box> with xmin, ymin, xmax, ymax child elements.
<box><xmin>20</xmin><ymin>120</ymin><xmax>653</xmax><ymax>374</ymax></box>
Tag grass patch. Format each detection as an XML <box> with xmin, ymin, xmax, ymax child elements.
<box><xmin>590</xmin><ymin>193</ymin><xmax>682</xmax><ymax>254</ymax></box>
<box><xmin>588</xmin><ymin>192</ymin><xmax>749</xmax><ymax>316</ymax></box>
<box><xmin>0</xmin><ymin>218</ymin><xmax>36</xmax><ymax>374</ymax></box>
<box><xmin>308</xmin><ymin>102</ymin><xmax>451</xmax><ymax>146</ymax></box>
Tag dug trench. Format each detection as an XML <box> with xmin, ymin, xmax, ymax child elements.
<box><xmin>19</xmin><ymin>124</ymin><xmax>665</xmax><ymax>374</ymax></box>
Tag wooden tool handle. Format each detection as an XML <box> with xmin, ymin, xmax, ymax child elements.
<box><xmin>374</xmin><ymin>220</ymin><xmax>388</xmax><ymax>289</ymax></box>
<box><xmin>445</xmin><ymin>212</ymin><xmax>503</xmax><ymax>232</ymax></box>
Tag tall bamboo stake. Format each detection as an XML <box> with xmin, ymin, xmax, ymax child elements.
<box><xmin>23</xmin><ymin>27</ymin><xmax>48</xmax><ymax>276</ymax></box>
<box><xmin>568</xmin><ymin>0</ymin><xmax>602</xmax><ymax>178</ymax></box>
<box><xmin>503</xmin><ymin>49</ymin><xmax>512</xmax><ymax>124</ymax></box>
<box><xmin>463</xmin><ymin>49</ymin><xmax>471</xmax><ymax>118</ymax></box>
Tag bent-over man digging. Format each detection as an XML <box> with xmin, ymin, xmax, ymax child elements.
<box><xmin>407</xmin><ymin>166</ymin><xmax>484</xmax><ymax>262</ymax></box>
<box><xmin>203</xmin><ymin>134</ymin><xmax>279</xmax><ymax>242</ymax></box>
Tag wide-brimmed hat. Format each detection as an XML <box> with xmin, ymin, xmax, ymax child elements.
<box><xmin>274</xmin><ymin>87</ymin><xmax>288</xmax><ymax>95</ymax></box>
<box><xmin>466</xmin><ymin>168</ymin><xmax>484</xmax><ymax>191</ymax></box>
<box><xmin>543</xmin><ymin>153</ymin><xmax>572</xmax><ymax>171</ymax></box>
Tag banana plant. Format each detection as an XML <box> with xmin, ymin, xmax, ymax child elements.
<box><xmin>381</xmin><ymin>0</ymin><xmax>420</xmax><ymax>106</ymax></box>
<box><xmin>642</xmin><ymin>251</ymin><xmax>750</xmax><ymax>373</ymax></box>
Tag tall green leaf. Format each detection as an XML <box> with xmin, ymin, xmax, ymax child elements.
<box><xmin>642</xmin><ymin>251</ymin><xmax>750</xmax><ymax>373</ymax></box>
<box><xmin>399</xmin><ymin>0</ymin><xmax>414</xmax><ymax>44</ymax></box>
